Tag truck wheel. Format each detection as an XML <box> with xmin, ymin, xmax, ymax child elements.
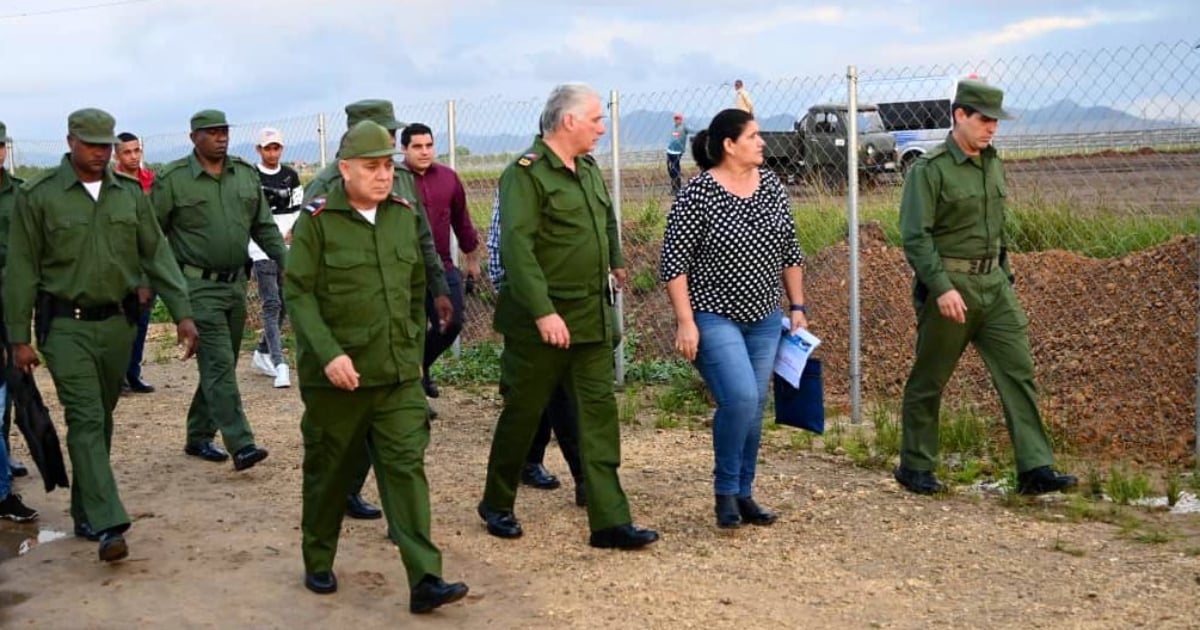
<box><xmin>899</xmin><ymin>152</ymin><xmax>919</xmax><ymax>175</ymax></box>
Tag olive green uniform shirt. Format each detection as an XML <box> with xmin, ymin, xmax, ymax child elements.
<box><xmin>3</xmin><ymin>156</ymin><xmax>193</xmax><ymax>344</ymax></box>
<box><xmin>152</xmin><ymin>152</ymin><xmax>287</xmax><ymax>270</ymax></box>
<box><xmin>899</xmin><ymin>133</ymin><xmax>1011</xmax><ymax>298</ymax></box>
<box><xmin>0</xmin><ymin>169</ymin><xmax>25</xmax><ymax>270</ymax></box>
<box><xmin>284</xmin><ymin>186</ymin><xmax>426</xmax><ymax>388</ymax></box>
<box><xmin>493</xmin><ymin>136</ymin><xmax>623</xmax><ymax>345</ymax></box>
<box><xmin>305</xmin><ymin>163</ymin><xmax>449</xmax><ymax>297</ymax></box>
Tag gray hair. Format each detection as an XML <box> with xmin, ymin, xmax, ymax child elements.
<box><xmin>539</xmin><ymin>83</ymin><xmax>600</xmax><ymax>134</ymax></box>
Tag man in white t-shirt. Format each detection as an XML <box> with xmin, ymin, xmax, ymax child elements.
<box><xmin>248</xmin><ymin>127</ymin><xmax>303</xmax><ymax>387</ymax></box>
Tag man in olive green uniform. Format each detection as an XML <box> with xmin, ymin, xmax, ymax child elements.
<box><xmin>479</xmin><ymin>83</ymin><xmax>658</xmax><ymax>549</ymax></box>
<box><xmin>3</xmin><ymin>109</ymin><xmax>199</xmax><ymax>561</ymax></box>
<box><xmin>285</xmin><ymin>121</ymin><xmax>468</xmax><ymax>614</ymax></box>
<box><xmin>303</xmin><ymin>99</ymin><xmax>450</xmax><ymax>521</ymax></box>
<box><xmin>896</xmin><ymin>80</ymin><xmax>1076</xmax><ymax>496</ymax></box>
<box><xmin>153</xmin><ymin>110</ymin><xmax>284</xmax><ymax>471</ymax></box>
<box><xmin>0</xmin><ymin>121</ymin><xmax>31</xmax><ymax>479</ymax></box>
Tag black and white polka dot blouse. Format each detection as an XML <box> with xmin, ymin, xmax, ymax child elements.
<box><xmin>659</xmin><ymin>168</ymin><xmax>805</xmax><ymax>323</ymax></box>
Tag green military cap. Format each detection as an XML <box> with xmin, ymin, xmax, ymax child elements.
<box><xmin>338</xmin><ymin>120</ymin><xmax>399</xmax><ymax>159</ymax></box>
<box><xmin>345</xmin><ymin>99</ymin><xmax>403</xmax><ymax>130</ymax></box>
<box><xmin>190</xmin><ymin>109</ymin><xmax>230</xmax><ymax>131</ymax></box>
<box><xmin>0</xmin><ymin>121</ymin><xmax>10</xmax><ymax>143</ymax></box>
<box><xmin>954</xmin><ymin>80</ymin><xmax>1013</xmax><ymax>120</ymax></box>
<box><xmin>68</xmin><ymin>108</ymin><xmax>119</xmax><ymax>144</ymax></box>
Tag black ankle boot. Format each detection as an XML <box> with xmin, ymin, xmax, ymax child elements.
<box><xmin>715</xmin><ymin>494</ymin><xmax>741</xmax><ymax>529</ymax></box>
<box><xmin>736</xmin><ymin>496</ymin><xmax>778</xmax><ymax>526</ymax></box>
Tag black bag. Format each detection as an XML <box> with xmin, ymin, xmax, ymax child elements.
<box><xmin>8</xmin><ymin>367</ymin><xmax>70</xmax><ymax>492</ymax></box>
<box><xmin>773</xmin><ymin>358</ymin><xmax>825</xmax><ymax>435</ymax></box>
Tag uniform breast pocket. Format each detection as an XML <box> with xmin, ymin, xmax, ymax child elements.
<box><xmin>106</xmin><ymin>208</ymin><xmax>140</xmax><ymax>257</ymax></box>
<box><xmin>544</xmin><ymin>191</ymin><xmax>582</xmax><ymax>237</ymax></box>
<box><xmin>45</xmin><ymin>212</ymin><xmax>92</xmax><ymax>259</ymax></box>
<box><xmin>174</xmin><ymin>197</ymin><xmax>210</xmax><ymax>229</ymax></box>
<box><xmin>940</xmin><ymin>185</ymin><xmax>983</xmax><ymax>227</ymax></box>
<box><xmin>323</xmin><ymin>249</ymin><xmax>371</xmax><ymax>296</ymax></box>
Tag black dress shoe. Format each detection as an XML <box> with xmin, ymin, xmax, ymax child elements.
<box><xmin>421</xmin><ymin>375</ymin><xmax>440</xmax><ymax>399</ymax></box>
<box><xmin>9</xmin><ymin>460</ymin><xmax>28</xmax><ymax>478</ymax></box>
<box><xmin>736</xmin><ymin>496</ymin><xmax>777</xmax><ymax>526</ymax></box>
<box><xmin>98</xmin><ymin>531</ymin><xmax>128</xmax><ymax>563</ymax></box>
<box><xmin>1016</xmin><ymin>466</ymin><xmax>1078</xmax><ymax>495</ymax></box>
<box><xmin>126</xmin><ymin>376</ymin><xmax>155</xmax><ymax>393</ymax></box>
<box><xmin>233</xmin><ymin>445</ymin><xmax>269</xmax><ymax>471</ymax></box>
<box><xmin>410</xmin><ymin>574</ymin><xmax>469</xmax><ymax>614</ymax></box>
<box><xmin>305</xmin><ymin>571</ymin><xmax>338</xmax><ymax>594</ymax></box>
<box><xmin>715</xmin><ymin>494</ymin><xmax>741</xmax><ymax>529</ymax></box>
<box><xmin>477</xmin><ymin>502</ymin><xmax>522</xmax><ymax>539</ymax></box>
<box><xmin>184</xmin><ymin>441</ymin><xmax>230</xmax><ymax>463</ymax></box>
<box><xmin>520</xmin><ymin>463</ymin><xmax>561</xmax><ymax>490</ymax></box>
<box><xmin>574</xmin><ymin>482</ymin><xmax>587</xmax><ymax>508</ymax></box>
<box><xmin>589</xmin><ymin>523</ymin><xmax>660</xmax><ymax>549</ymax></box>
<box><xmin>894</xmin><ymin>466</ymin><xmax>946</xmax><ymax>495</ymax></box>
<box><xmin>346</xmin><ymin>494</ymin><xmax>383</xmax><ymax>520</ymax></box>
<box><xmin>74</xmin><ymin>521</ymin><xmax>101</xmax><ymax>541</ymax></box>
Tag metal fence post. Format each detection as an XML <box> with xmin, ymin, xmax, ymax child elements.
<box><xmin>448</xmin><ymin>99</ymin><xmax>462</xmax><ymax>358</ymax></box>
<box><xmin>317</xmin><ymin>113</ymin><xmax>327</xmax><ymax>169</ymax></box>
<box><xmin>1195</xmin><ymin>223</ymin><xmax>1199</xmax><ymax>462</ymax></box>
<box><xmin>846</xmin><ymin>65</ymin><xmax>862</xmax><ymax>425</ymax></box>
<box><xmin>610</xmin><ymin>89</ymin><xmax>626</xmax><ymax>388</ymax></box>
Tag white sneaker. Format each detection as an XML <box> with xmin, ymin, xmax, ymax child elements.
<box><xmin>273</xmin><ymin>363</ymin><xmax>291</xmax><ymax>388</ymax></box>
<box><xmin>252</xmin><ymin>350</ymin><xmax>277</xmax><ymax>377</ymax></box>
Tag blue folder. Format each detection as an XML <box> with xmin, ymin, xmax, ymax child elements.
<box><xmin>773</xmin><ymin>358</ymin><xmax>824</xmax><ymax>435</ymax></box>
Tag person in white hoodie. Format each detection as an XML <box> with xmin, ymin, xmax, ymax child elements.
<box><xmin>249</xmin><ymin>127</ymin><xmax>303</xmax><ymax>388</ymax></box>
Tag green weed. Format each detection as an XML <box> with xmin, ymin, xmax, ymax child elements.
<box><xmin>1105</xmin><ymin>465</ymin><xmax>1153</xmax><ymax>505</ymax></box>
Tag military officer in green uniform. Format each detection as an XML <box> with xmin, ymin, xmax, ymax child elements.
<box><xmin>152</xmin><ymin>110</ymin><xmax>284</xmax><ymax>471</ymax></box>
<box><xmin>285</xmin><ymin>121</ymin><xmax>469</xmax><ymax>614</ymax></box>
<box><xmin>478</xmin><ymin>83</ymin><xmax>658</xmax><ymax>549</ymax></box>
<box><xmin>304</xmin><ymin>99</ymin><xmax>450</xmax><ymax>521</ymax></box>
<box><xmin>3</xmin><ymin>109</ymin><xmax>199</xmax><ymax>561</ymax></box>
<box><xmin>895</xmin><ymin>80</ymin><xmax>1077</xmax><ymax>496</ymax></box>
<box><xmin>0</xmin><ymin>121</ymin><xmax>31</xmax><ymax>479</ymax></box>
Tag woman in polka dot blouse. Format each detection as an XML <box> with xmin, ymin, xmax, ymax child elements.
<box><xmin>659</xmin><ymin>108</ymin><xmax>808</xmax><ymax>529</ymax></box>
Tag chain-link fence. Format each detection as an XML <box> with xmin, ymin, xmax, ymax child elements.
<box><xmin>8</xmin><ymin>40</ymin><xmax>1197</xmax><ymax>463</ymax></box>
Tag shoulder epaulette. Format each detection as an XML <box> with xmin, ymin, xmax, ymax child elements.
<box><xmin>516</xmin><ymin>152</ymin><xmax>539</xmax><ymax>167</ymax></box>
<box><xmin>112</xmin><ymin>169</ymin><xmax>138</xmax><ymax>184</ymax></box>
<box><xmin>303</xmin><ymin>198</ymin><xmax>326</xmax><ymax>216</ymax></box>
<box><xmin>922</xmin><ymin>145</ymin><xmax>948</xmax><ymax>161</ymax></box>
<box><xmin>580</xmin><ymin>154</ymin><xmax>598</xmax><ymax>167</ymax></box>
<box><xmin>390</xmin><ymin>195</ymin><xmax>413</xmax><ymax>209</ymax></box>
<box><xmin>157</xmin><ymin>158</ymin><xmax>190</xmax><ymax>177</ymax></box>
<box><xmin>228</xmin><ymin>154</ymin><xmax>255</xmax><ymax>169</ymax></box>
<box><xmin>20</xmin><ymin>168</ymin><xmax>58</xmax><ymax>192</ymax></box>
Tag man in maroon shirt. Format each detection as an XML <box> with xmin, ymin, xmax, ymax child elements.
<box><xmin>399</xmin><ymin>123</ymin><xmax>480</xmax><ymax>399</ymax></box>
<box><xmin>114</xmin><ymin>132</ymin><xmax>157</xmax><ymax>393</ymax></box>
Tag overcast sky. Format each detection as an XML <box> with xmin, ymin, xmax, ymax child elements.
<box><xmin>2</xmin><ymin>0</ymin><xmax>1197</xmax><ymax>149</ymax></box>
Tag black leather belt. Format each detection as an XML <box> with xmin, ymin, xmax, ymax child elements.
<box><xmin>181</xmin><ymin>263</ymin><xmax>242</xmax><ymax>283</ymax></box>
<box><xmin>44</xmin><ymin>297</ymin><xmax>122</xmax><ymax>321</ymax></box>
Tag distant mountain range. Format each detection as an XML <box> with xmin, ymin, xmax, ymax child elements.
<box><xmin>11</xmin><ymin>100</ymin><xmax>1190</xmax><ymax>167</ymax></box>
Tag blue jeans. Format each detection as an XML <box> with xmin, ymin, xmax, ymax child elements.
<box><xmin>253</xmin><ymin>260</ymin><xmax>287</xmax><ymax>366</ymax></box>
<box><xmin>693</xmin><ymin>310</ymin><xmax>781</xmax><ymax>497</ymax></box>
<box><xmin>0</xmin><ymin>383</ymin><xmax>11</xmax><ymax>499</ymax></box>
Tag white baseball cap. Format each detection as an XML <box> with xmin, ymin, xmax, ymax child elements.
<box><xmin>257</xmin><ymin>127</ymin><xmax>284</xmax><ymax>147</ymax></box>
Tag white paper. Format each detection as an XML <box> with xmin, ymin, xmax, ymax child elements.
<box><xmin>774</xmin><ymin>317</ymin><xmax>821</xmax><ymax>388</ymax></box>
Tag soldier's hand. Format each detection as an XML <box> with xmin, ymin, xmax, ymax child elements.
<box><xmin>325</xmin><ymin>355</ymin><xmax>360</xmax><ymax>391</ymax></box>
<box><xmin>536</xmin><ymin>313</ymin><xmax>570</xmax><ymax>349</ymax></box>
<box><xmin>936</xmin><ymin>289</ymin><xmax>968</xmax><ymax>324</ymax></box>
<box><xmin>674</xmin><ymin>319</ymin><xmax>699</xmax><ymax>362</ymax></box>
<box><xmin>434</xmin><ymin>295</ymin><xmax>453</xmax><ymax>333</ymax></box>
<box><xmin>14</xmin><ymin>344</ymin><xmax>40</xmax><ymax>373</ymax></box>
<box><xmin>176</xmin><ymin>318</ymin><xmax>200</xmax><ymax>360</ymax></box>
<box><xmin>611</xmin><ymin>267</ymin><xmax>628</xmax><ymax>291</ymax></box>
<box><xmin>136</xmin><ymin>286</ymin><xmax>154</xmax><ymax>307</ymax></box>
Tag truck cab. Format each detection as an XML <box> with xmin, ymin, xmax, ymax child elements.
<box><xmin>762</xmin><ymin>103</ymin><xmax>897</xmax><ymax>187</ymax></box>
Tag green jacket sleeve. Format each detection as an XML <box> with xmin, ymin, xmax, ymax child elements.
<box><xmin>135</xmin><ymin>192</ymin><xmax>192</xmax><ymax>321</ymax></box>
<box><xmin>283</xmin><ymin>212</ymin><xmax>344</xmax><ymax>368</ymax></box>
<box><xmin>899</xmin><ymin>161</ymin><xmax>953</xmax><ymax>298</ymax></box>
<box><xmin>249</xmin><ymin>188</ymin><xmax>288</xmax><ymax>266</ymax></box>
<box><xmin>499</xmin><ymin>165</ymin><xmax>554</xmax><ymax>319</ymax></box>
<box><xmin>150</xmin><ymin>173</ymin><xmax>174</xmax><ymax>230</ymax></box>
<box><xmin>3</xmin><ymin>192</ymin><xmax>42</xmax><ymax>345</ymax></box>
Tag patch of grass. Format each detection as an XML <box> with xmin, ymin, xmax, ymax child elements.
<box><xmin>654</xmin><ymin>414</ymin><xmax>682</xmax><ymax>430</ymax></box>
<box><xmin>868</xmin><ymin>402</ymin><xmax>901</xmax><ymax>461</ymax></box>
<box><xmin>624</xmin><ymin>202</ymin><xmax>667</xmax><ymax>246</ymax></box>
<box><xmin>653</xmin><ymin>372</ymin><xmax>710</xmax><ymax>417</ymax></box>
<box><xmin>788</xmin><ymin>430</ymin><xmax>815</xmax><ymax>451</ymax></box>
<box><xmin>630</xmin><ymin>268</ymin><xmax>658</xmax><ymax>294</ymax></box>
<box><xmin>950</xmin><ymin>459</ymin><xmax>985</xmax><ymax>485</ymax></box>
<box><xmin>1132</xmin><ymin>529</ymin><xmax>1172</xmax><ymax>545</ymax></box>
<box><xmin>844</xmin><ymin>428</ymin><xmax>873</xmax><ymax>467</ymax></box>
<box><xmin>939</xmin><ymin>404</ymin><xmax>990</xmax><ymax>460</ymax></box>
<box><xmin>1166</xmin><ymin>472</ymin><xmax>1183</xmax><ymax>508</ymax></box>
<box><xmin>150</xmin><ymin>297</ymin><xmax>171</xmax><ymax>324</ymax></box>
<box><xmin>1052</xmin><ymin>536</ymin><xmax>1087</xmax><ymax>557</ymax></box>
<box><xmin>1105</xmin><ymin>465</ymin><xmax>1154</xmax><ymax>506</ymax></box>
<box><xmin>822</xmin><ymin>420</ymin><xmax>844</xmax><ymax>454</ymax></box>
<box><xmin>430</xmin><ymin>339</ymin><xmax>503</xmax><ymax>384</ymax></box>
<box><xmin>618</xmin><ymin>384</ymin><xmax>641</xmax><ymax>426</ymax></box>
<box><xmin>1183</xmin><ymin>547</ymin><xmax>1200</xmax><ymax>557</ymax></box>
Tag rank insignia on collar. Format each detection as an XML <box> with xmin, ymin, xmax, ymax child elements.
<box><xmin>303</xmin><ymin>198</ymin><xmax>326</xmax><ymax>216</ymax></box>
<box><xmin>391</xmin><ymin>195</ymin><xmax>412</xmax><ymax>208</ymax></box>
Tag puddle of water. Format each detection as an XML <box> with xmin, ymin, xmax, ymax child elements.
<box><xmin>0</xmin><ymin>526</ymin><xmax>70</xmax><ymax>562</ymax></box>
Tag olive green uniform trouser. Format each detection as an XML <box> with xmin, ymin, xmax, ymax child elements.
<box><xmin>42</xmin><ymin>316</ymin><xmax>136</xmax><ymax>534</ymax></box>
<box><xmin>900</xmin><ymin>269</ymin><xmax>1055</xmax><ymax>473</ymax></box>
<box><xmin>300</xmin><ymin>380</ymin><xmax>441</xmax><ymax>588</ymax></box>
<box><xmin>483</xmin><ymin>338</ymin><xmax>631</xmax><ymax>532</ymax></box>
<box><xmin>184</xmin><ymin>278</ymin><xmax>255</xmax><ymax>453</ymax></box>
